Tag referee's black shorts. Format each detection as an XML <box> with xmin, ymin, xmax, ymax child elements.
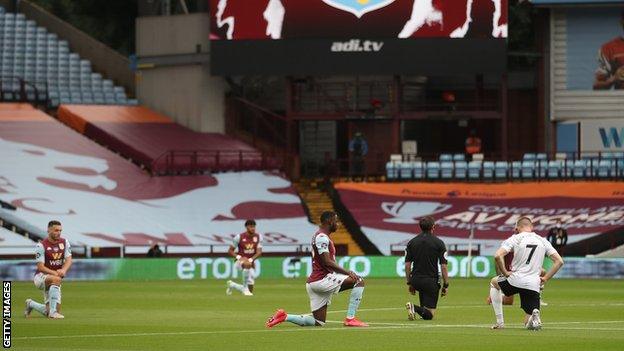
<box><xmin>497</xmin><ymin>277</ymin><xmax>540</xmax><ymax>315</ymax></box>
<box><xmin>409</xmin><ymin>277</ymin><xmax>440</xmax><ymax>309</ymax></box>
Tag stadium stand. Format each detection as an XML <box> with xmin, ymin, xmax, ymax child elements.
<box><xmin>0</xmin><ymin>227</ymin><xmax>36</xmax><ymax>255</ymax></box>
<box><xmin>57</xmin><ymin>105</ymin><xmax>279</xmax><ymax>174</ymax></box>
<box><xmin>385</xmin><ymin>151</ymin><xmax>624</xmax><ymax>182</ymax></box>
<box><xmin>0</xmin><ymin>103</ymin><xmax>316</xmax><ymax>251</ymax></box>
<box><xmin>0</xmin><ymin>6</ymin><xmax>136</xmax><ymax>106</ymax></box>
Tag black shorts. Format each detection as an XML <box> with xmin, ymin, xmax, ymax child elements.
<box><xmin>498</xmin><ymin>277</ymin><xmax>540</xmax><ymax>315</ymax></box>
<box><xmin>409</xmin><ymin>277</ymin><xmax>440</xmax><ymax>309</ymax></box>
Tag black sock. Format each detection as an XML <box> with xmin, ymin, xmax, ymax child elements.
<box><xmin>414</xmin><ymin>306</ymin><xmax>433</xmax><ymax>320</ymax></box>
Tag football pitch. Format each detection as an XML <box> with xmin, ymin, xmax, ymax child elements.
<box><xmin>10</xmin><ymin>278</ymin><xmax>624</xmax><ymax>351</ymax></box>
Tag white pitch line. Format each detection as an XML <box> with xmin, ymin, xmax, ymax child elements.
<box><xmin>327</xmin><ymin>302</ymin><xmax>624</xmax><ymax>314</ymax></box>
<box><xmin>15</xmin><ymin>320</ymin><xmax>624</xmax><ymax>341</ymax></box>
<box><xmin>326</xmin><ymin>320</ymin><xmax>624</xmax><ymax>330</ymax></box>
<box><xmin>13</xmin><ymin>325</ymin><xmax>414</xmax><ymax>341</ymax></box>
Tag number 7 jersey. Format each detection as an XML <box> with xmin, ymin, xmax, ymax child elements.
<box><xmin>500</xmin><ymin>232</ymin><xmax>557</xmax><ymax>293</ymax></box>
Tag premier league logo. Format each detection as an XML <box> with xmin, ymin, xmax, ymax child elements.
<box><xmin>381</xmin><ymin>201</ymin><xmax>452</xmax><ymax>224</ymax></box>
<box><xmin>322</xmin><ymin>0</ymin><xmax>396</xmax><ymax>18</ymax></box>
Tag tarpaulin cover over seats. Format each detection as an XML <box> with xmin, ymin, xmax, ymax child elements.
<box><xmin>57</xmin><ymin>105</ymin><xmax>272</xmax><ymax>173</ymax></box>
<box><xmin>0</xmin><ymin>103</ymin><xmax>316</xmax><ymax>248</ymax></box>
<box><xmin>335</xmin><ymin>182</ymin><xmax>624</xmax><ymax>255</ymax></box>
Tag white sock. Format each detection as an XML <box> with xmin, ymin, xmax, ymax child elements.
<box><xmin>230</xmin><ymin>281</ymin><xmax>245</xmax><ymax>293</ymax></box>
<box><xmin>48</xmin><ymin>285</ymin><xmax>61</xmax><ymax>314</ymax></box>
<box><xmin>28</xmin><ymin>300</ymin><xmax>47</xmax><ymax>316</ymax></box>
<box><xmin>490</xmin><ymin>286</ymin><xmax>504</xmax><ymax>324</ymax></box>
<box><xmin>242</xmin><ymin>269</ymin><xmax>250</xmax><ymax>290</ymax></box>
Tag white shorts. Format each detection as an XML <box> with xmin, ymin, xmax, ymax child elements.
<box><xmin>234</xmin><ymin>260</ymin><xmax>255</xmax><ymax>285</ymax></box>
<box><xmin>33</xmin><ymin>272</ymin><xmax>46</xmax><ymax>290</ymax></box>
<box><xmin>33</xmin><ymin>273</ymin><xmax>60</xmax><ymax>304</ymax></box>
<box><xmin>306</xmin><ymin>273</ymin><xmax>349</xmax><ymax>312</ymax></box>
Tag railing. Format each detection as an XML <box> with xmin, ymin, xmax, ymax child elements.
<box><xmin>226</xmin><ymin>96</ymin><xmax>298</xmax><ymax>178</ymax></box>
<box><xmin>149</xmin><ymin>149</ymin><xmax>282</xmax><ymax>176</ymax></box>
<box><xmin>292</xmin><ymin>80</ymin><xmax>395</xmax><ymax>115</ymax></box>
<box><xmin>322</xmin><ymin>153</ymin><xmax>391</xmax><ymax>178</ymax></box>
<box><xmin>0</xmin><ymin>244</ymin><xmax>311</xmax><ymax>259</ymax></box>
<box><xmin>290</xmin><ymin>79</ymin><xmax>501</xmax><ymax>115</ymax></box>
<box><xmin>0</xmin><ymin>76</ymin><xmax>49</xmax><ymax>106</ymax></box>
<box><xmin>123</xmin><ymin>244</ymin><xmax>311</xmax><ymax>257</ymax></box>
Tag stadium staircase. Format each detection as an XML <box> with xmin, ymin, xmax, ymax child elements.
<box><xmin>295</xmin><ymin>179</ymin><xmax>364</xmax><ymax>255</ymax></box>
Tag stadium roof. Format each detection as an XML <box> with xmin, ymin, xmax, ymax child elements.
<box><xmin>531</xmin><ymin>0</ymin><xmax>624</xmax><ymax>4</ymax></box>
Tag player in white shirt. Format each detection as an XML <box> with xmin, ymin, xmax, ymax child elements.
<box><xmin>489</xmin><ymin>217</ymin><xmax>564</xmax><ymax>330</ymax></box>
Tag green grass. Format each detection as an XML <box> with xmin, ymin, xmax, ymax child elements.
<box><xmin>10</xmin><ymin>278</ymin><xmax>624</xmax><ymax>351</ymax></box>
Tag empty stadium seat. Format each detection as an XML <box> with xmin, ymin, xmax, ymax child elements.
<box><xmin>494</xmin><ymin>161</ymin><xmax>508</xmax><ymax>179</ymax></box>
<box><xmin>564</xmin><ymin>159</ymin><xmax>575</xmax><ymax>178</ymax></box>
<box><xmin>439</xmin><ymin>153</ymin><xmax>452</xmax><ymax>162</ymax></box>
<box><xmin>521</xmin><ymin>160</ymin><xmax>535</xmax><ymax>179</ymax></box>
<box><xmin>482</xmin><ymin>161</ymin><xmax>495</xmax><ymax>179</ymax></box>
<box><xmin>547</xmin><ymin>160</ymin><xmax>562</xmax><ymax>179</ymax></box>
<box><xmin>510</xmin><ymin>161</ymin><xmax>521</xmax><ymax>179</ymax></box>
<box><xmin>454</xmin><ymin>161</ymin><xmax>467</xmax><ymax>179</ymax></box>
<box><xmin>536</xmin><ymin>153</ymin><xmax>547</xmax><ymax>161</ymax></box>
<box><xmin>0</xmin><ymin>9</ymin><xmax>134</xmax><ymax>106</ymax></box>
<box><xmin>399</xmin><ymin>161</ymin><xmax>413</xmax><ymax>179</ymax></box>
<box><xmin>413</xmin><ymin>161</ymin><xmax>425</xmax><ymax>179</ymax></box>
<box><xmin>597</xmin><ymin>160</ymin><xmax>612</xmax><ymax>178</ymax></box>
<box><xmin>537</xmin><ymin>160</ymin><xmax>548</xmax><ymax>178</ymax></box>
<box><xmin>440</xmin><ymin>161</ymin><xmax>454</xmax><ymax>179</ymax></box>
<box><xmin>452</xmin><ymin>153</ymin><xmax>465</xmax><ymax>162</ymax></box>
<box><xmin>573</xmin><ymin>160</ymin><xmax>588</xmax><ymax>178</ymax></box>
<box><xmin>468</xmin><ymin>161</ymin><xmax>481</xmax><ymax>179</ymax></box>
<box><xmin>523</xmin><ymin>153</ymin><xmax>536</xmax><ymax>161</ymax></box>
<box><xmin>472</xmin><ymin>153</ymin><xmax>484</xmax><ymax>162</ymax></box>
<box><xmin>427</xmin><ymin>162</ymin><xmax>440</xmax><ymax>179</ymax></box>
<box><xmin>386</xmin><ymin>161</ymin><xmax>398</xmax><ymax>180</ymax></box>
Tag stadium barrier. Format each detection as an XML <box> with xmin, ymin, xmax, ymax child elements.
<box><xmin>2</xmin><ymin>256</ymin><xmax>622</xmax><ymax>281</ymax></box>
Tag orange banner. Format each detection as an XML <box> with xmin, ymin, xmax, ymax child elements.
<box><xmin>0</xmin><ymin>109</ymin><xmax>53</xmax><ymax>121</ymax></box>
<box><xmin>335</xmin><ymin>182</ymin><xmax>624</xmax><ymax>199</ymax></box>
<box><xmin>58</xmin><ymin>105</ymin><xmax>173</xmax><ymax>124</ymax></box>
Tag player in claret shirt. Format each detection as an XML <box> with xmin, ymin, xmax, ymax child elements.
<box><xmin>24</xmin><ymin>220</ymin><xmax>72</xmax><ymax>319</ymax></box>
<box><xmin>226</xmin><ymin>219</ymin><xmax>263</xmax><ymax>296</ymax></box>
<box><xmin>266</xmin><ymin>211</ymin><xmax>368</xmax><ymax>328</ymax></box>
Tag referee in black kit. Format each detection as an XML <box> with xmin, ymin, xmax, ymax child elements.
<box><xmin>404</xmin><ymin>216</ymin><xmax>449</xmax><ymax>320</ymax></box>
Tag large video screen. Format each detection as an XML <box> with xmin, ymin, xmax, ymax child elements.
<box><xmin>209</xmin><ymin>0</ymin><xmax>508</xmax><ymax>75</ymax></box>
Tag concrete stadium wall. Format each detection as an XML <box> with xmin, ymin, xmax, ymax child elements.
<box><xmin>136</xmin><ymin>13</ymin><xmax>226</xmax><ymax>133</ymax></box>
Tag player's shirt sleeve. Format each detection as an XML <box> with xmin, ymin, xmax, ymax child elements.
<box><xmin>64</xmin><ymin>241</ymin><xmax>72</xmax><ymax>258</ymax></box>
<box><xmin>500</xmin><ymin>234</ymin><xmax>519</xmax><ymax>253</ymax></box>
<box><xmin>35</xmin><ymin>243</ymin><xmax>44</xmax><ymax>263</ymax></box>
<box><xmin>438</xmin><ymin>241</ymin><xmax>448</xmax><ymax>265</ymax></box>
<box><xmin>404</xmin><ymin>243</ymin><xmax>413</xmax><ymax>262</ymax></box>
<box><xmin>231</xmin><ymin>234</ymin><xmax>240</xmax><ymax>248</ymax></box>
<box><xmin>596</xmin><ymin>47</ymin><xmax>612</xmax><ymax>76</ymax></box>
<box><xmin>542</xmin><ymin>237</ymin><xmax>557</xmax><ymax>257</ymax></box>
<box><xmin>314</xmin><ymin>234</ymin><xmax>331</xmax><ymax>255</ymax></box>
<box><xmin>257</xmin><ymin>234</ymin><xmax>263</xmax><ymax>249</ymax></box>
